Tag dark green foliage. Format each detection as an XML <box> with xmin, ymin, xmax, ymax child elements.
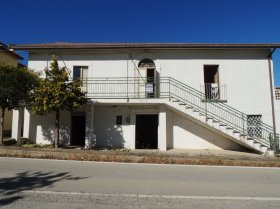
<box><xmin>32</xmin><ymin>56</ymin><xmax>87</xmax><ymax>148</ymax></box>
<box><xmin>0</xmin><ymin>64</ymin><xmax>39</xmax><ymax>145</ymax></box>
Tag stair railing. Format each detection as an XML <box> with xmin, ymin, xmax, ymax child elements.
<box><xmin>167</xmin><ymin>77</ymin><xmax>278</xmax><ymax>149</ymax></box>
<box><xmin>81</xmin><ymin>76</ymin><xmax>279</xmax><ymax>150</ymax></box>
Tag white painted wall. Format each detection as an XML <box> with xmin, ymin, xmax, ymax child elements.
<box><xmin>26</xmin><ymin>110</ymin><xmax>71</xmax><ymax>145</ymax></box>
<box><xmin>22</xmin><ymin>102</ymin><xmax>252</xmax><ymax>151</ymax></box>
<box><xmin>171</xmin><ymin>110</ymin><xmax>246</xmax><ymax>150</ymax></box>
<box><xmin>93</xmin><ymin>105</ymin><xmax>133</xmax><ymax>148</ymax></box>
<box><xmin>28</xmin><ymin>49</ymin><xmax>274</xmax><ymax>127</ymax></box>
<box><xmin>23</xmin><ymin>48</ymin><xmax>278</xmax><ymax>149</ymax></box>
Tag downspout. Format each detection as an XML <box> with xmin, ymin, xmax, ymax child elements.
<box><xmin>127</xmin><ymin>53</ymin><xmax>129</xmax><ymax>102</ymax></box>
<box><xmin>268</xmin><ymin>48</ymin><xmax>277</xmax><ymax>140</ymax></box>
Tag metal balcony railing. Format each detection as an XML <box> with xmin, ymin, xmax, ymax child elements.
<box><xmin>200</xmin><ymin>83</ymin><xmax>227</xmax><ymax>101</ymax></box>
<box><xmin>78</xmin><ymin>77</ymin><xmax>279</xmax><ymax>151</ymax></box>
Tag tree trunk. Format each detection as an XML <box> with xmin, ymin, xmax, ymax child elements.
<box><xmin>54</xmin><ymin>110</ymin><xmax>60</xmax><ymax>148</ymax></box>
<box><xmin>0</xmin><ymin>108</ymin><xmax>5</xmax><ymax>146</ymax></box>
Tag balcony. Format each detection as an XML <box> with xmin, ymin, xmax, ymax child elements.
<box><xmin>200</xmin><ymin>83</ymin><xmax>227</xmax><ymax>102</ymax></box>
<box><xmin>79</xmin><ymin>77</ymin><xmax>227</xmax><ymax>103</ymax></box>
<box><xmin>80</xmin><ymin>77</ymin><xmax>170</xmax><ymax>99</ymax></box>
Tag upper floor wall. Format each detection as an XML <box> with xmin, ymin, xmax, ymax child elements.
<box><xmin>27</xmin><ymin>48</ymin><xmax>275</xmax><ymax>126</ymax></box>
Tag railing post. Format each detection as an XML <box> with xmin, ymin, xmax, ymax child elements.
<box><xmin>168</xmin><ymin>77</ymin><xmax>171</xmax><ymax>101</ymax></box>
<box><xmin>126</xmin><ymin>76</ymin><xmax>129</xmax><ymax>102</ymax></box>
<box><xmin>205</xmin><ymin>101</ymin><xmax>208</xmax><ymax>122</ymax></box>
<box><xmin>242</xmin><ymin>113</ymin><xmax>245</xmax><ymax>133</ymax></box>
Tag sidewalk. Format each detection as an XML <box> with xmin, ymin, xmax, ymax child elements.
<box><xmin>0</xmin><ymin>146</ymin><xmax>279</xmax><ymax>167</ymax></box>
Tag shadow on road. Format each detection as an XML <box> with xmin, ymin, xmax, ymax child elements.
<box><xmin>0</xmin><ymin>171</ymin><xmax>87</xmax><ymax>207</ymax></box>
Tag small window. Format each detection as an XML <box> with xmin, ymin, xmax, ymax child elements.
<box><xmin>138</xmin><ymin>59</ymin><xmax>155</xmax><ymax>68</ymax></box>
<box><xmin>116</xmin><ymin>115</ymin><xmax>122</xmax><ymax>125</ymax></box>
<box><xmin>73</xmin><ymin>66</ymin><xmax>88</xmax><ymax>80</ymax></box>
<box><xmin>247</xmin><ymin>115</ymin><xmax>262</xmax><ymax>137</ymax></box>
<box><xmin>275</xmin><ymin>88</ymin><xmax>280</xmax><ymax>100</ymax></box>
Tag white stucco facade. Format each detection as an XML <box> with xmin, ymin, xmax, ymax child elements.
<box><xmin>11</xmin><ymin>45</ymin><xmax>279</xmax><ymax>153</ymax></box>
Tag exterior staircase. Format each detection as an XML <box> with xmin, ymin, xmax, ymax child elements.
<box><xmin>85</xmin><ymin>76</ymin><xmax>279</xmax><ymax>154</ymax></box>
<box><xmin>164</xmin><ymin>77</ymin><xmax>279</xmax><ymax>154</ymax></box>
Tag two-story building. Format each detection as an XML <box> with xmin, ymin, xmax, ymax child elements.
<box><xmin>0</xmin><ymin>41</ymin><xmax>23</xmax><ymax>137</ymax></box>
<box><xmin>10</xmin><ymin>43</ymin><xmax>280</xmax><ymax>154</ymax></box>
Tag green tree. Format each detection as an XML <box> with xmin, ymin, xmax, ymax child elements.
<box><xmin>32</xmin><ymin>56</ymin><xmax>87</xmax><ymax>148</ymax></box>
<box><xmin>0</xmin><ymin>64</ymin><xmax>39</xmax><ymax>145</ymax></box>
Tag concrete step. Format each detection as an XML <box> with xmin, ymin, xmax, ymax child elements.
<box><xmin>232</xmin><ymin>131</ymin><xmax>241</xmax><ymax>139</ymax></box>
<box><xmin>240</xmin><ymin>135</ymin><xmax>247</xmax><ymax>143</ymax></box>
<box><xmin>265</xmin><ymin>149</ymin><xmax>275</xmax><ymax>156</ymax></box>
<box><xmin>260</xmin><ymin>146</ymin><xmax>268</xmax><ymax>153</ymax></box>
<box><xmin>219</xmin><ymin>124</ymin><xmax>228</xmax><ymax>132</ymax></box>
<box><xmin>254</xmin><ymin>142</ymin><xmax>261</xmax><ymax>150</ymax></box>
<box><xmin>246</xmin><ymin>138</ymin><xmax>255</xmax><ymax>146</ymax></box>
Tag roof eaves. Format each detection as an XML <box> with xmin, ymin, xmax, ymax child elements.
<box><xmin>9</xmin><ymin>43</ymin><xmax>280</xmax><ymax>51</ymax></box>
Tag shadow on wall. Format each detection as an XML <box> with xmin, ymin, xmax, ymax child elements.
<box><xmin>41</xmin><ymin>124</ymin><xmax>71</xmax><ymax>145</ymax></box>
<box><xmin>29</xmin><ymin>111</ymin><xmax>71</xmax><ymax>145</ymax></box>
<box><xmin>85</xmin><ymin>125</ymin><xmax>96</xmax><ymax>148</ymax></box>
<box><xmin>96</xmin><ymin>125</ymin><xmax>125</xmax><ymax>149</ymax></box>
<box><xmin>0</xmin><ymin>171</ymin><xmax>87</xmax><ymax>207</ymax></box>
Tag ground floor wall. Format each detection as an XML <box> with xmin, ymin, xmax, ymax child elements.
<box><xmin>14</xmin><ymin>104</ymin><xmax>251</xmax><ymax>152</ymax></box>
<box><xmin>22</xmin><ymin>109</ymin><xmax>71</xmax><ymax>145</ymax></box>
<box><xmin>172</xmin><ymin>112</ymin><xmax>246</xmax><ymax>150</ymax></box>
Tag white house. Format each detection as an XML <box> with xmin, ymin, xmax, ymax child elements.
<box><xmin>10</xmin><ymin>43</ymin><xmax>280</xmax><ymax>154</ymax></box>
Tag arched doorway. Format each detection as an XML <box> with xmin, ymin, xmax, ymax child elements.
<box><xmin>138</xmin><ymin>59</ymin><xmax>156</xmax><ymax>98</ymax></box>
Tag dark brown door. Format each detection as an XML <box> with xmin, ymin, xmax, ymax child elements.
<box><xmin>71</xmin><ymin>115</ymin><xmax>86</xmax><ymax>146</ymax></box>
<box><xmin>135</xmin><ymin>114</ymin><xmax>158</xmax><ymax>149</ymax></box>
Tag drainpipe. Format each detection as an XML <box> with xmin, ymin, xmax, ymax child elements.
<box><xmin>127</xmin><ymin>53</ymin><xmax>129</xmax><ymax>102</ymax></box>
<box><xmin>268</xmin><ymin>48</ymin><xmax>277</xmax><ymax>140</ymax></box>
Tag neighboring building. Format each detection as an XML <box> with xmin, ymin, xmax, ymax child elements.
<box><xmin>275</xmin><ymin>87</ymin><xmax>280</xmax><ymax>101</ymax></box>
<box><xmin>10</xmin><ymin>43</ymin><xmax>280</xmax><ymax>154</ymax></box>
<box><xmin>0</xmin><ymin>41</ymin><xmax>23</xmax><ymax>137</ymax></box>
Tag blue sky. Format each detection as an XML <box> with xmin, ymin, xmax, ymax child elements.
<box><xmin>1</xmin><ymin>0</ymin><xmax>280</xmax><ymax>84</ymax></box>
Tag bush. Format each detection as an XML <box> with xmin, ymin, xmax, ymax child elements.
<box><xmin>3</xmin><ymin>139</ymin><xmax>17</xmax><ymax>146</ymax></box>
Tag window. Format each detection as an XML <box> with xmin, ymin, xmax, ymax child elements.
<box><xmin>275</xmin><ymin>87</ymin><xmax>280</xmax><ymax>100</ymax></box>
<box><xmin>73</xmin><ymin>66</ymin><xmax>88</xmax><ymax>80</ymax></box>
<box><xmin>116</xmin><ymin>115</ymin><xmax>122</xmax><ymax>125</ymax></box>
<box><xmin>138</xmin><ymin>59</ymin><xmax>155</xmax><ymax>68</ymax></box>
<box><xmin>247</xmin><ymin>115</ymin><xmax>262</xmax><ymax>138</ymax></box>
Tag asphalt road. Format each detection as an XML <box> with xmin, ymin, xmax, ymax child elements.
<box><xmin>1</xmin><ymin>157</ymin><xmax>280</xmax><ymax>209</ymax></box>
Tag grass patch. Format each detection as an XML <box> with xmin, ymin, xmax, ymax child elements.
<box><xmin>20</xmin><ymin>144</ymin><xmax>53</xmax><ymax>149</ymax></box>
